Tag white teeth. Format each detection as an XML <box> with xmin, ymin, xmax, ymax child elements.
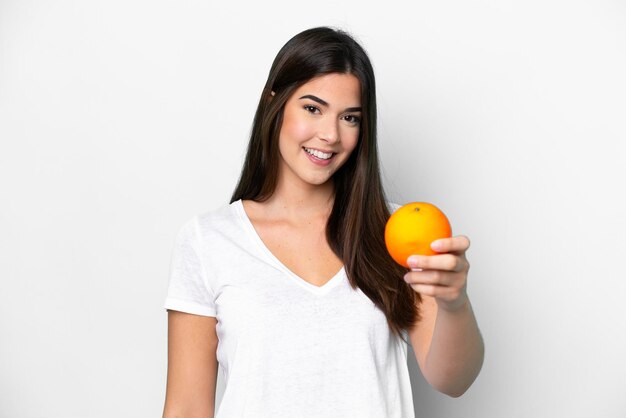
<box><xmin>304</xmin><ymin>147</ymin><xmax>333</xmax><ymax>160</ymax></box>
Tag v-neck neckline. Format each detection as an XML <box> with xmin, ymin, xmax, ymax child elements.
<box><xmin>232</xmin><ymin>199</ymin><xmax>345</xmax><ymax>295</ymax></box>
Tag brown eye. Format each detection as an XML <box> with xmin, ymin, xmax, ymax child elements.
<box><xmin>304</xmin><ymin>105</ymin><xmax>320</xmax><ymax>114</ymax></box>
<box><xmin>344</xmin><ymin>115</ymin><xmax>361</xmax><ymax>124</ymax></box>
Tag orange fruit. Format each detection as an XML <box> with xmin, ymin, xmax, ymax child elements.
<box><xmin>385</xmin><ymin>202</ymin><xmax>452</xmax><ymax>268</ymax></box>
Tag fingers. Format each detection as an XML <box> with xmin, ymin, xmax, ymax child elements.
<box><xmin>404</xmin><ymin>269</ymin><xmax>456</xmax><ymax>286</ymax></box>
<box><xmin>404</xmin><ymin>235</ymin><xmax>472</xmax><ymax>311</ymax></box>
<box><xmin>404</xmin><ymin>268</ymin><xmax>468</xmax><ymax>305</ymax></box>
<box><xmin>403</xmin><ymin>253</ymin><xmax>469</xmax><ymax>302</ymax></box>
<box><xmin>407</xmin><ymin>282</ymin><xmax>468</xmax><ymax>310</ymax></box>
<box><xmin>407</xmin><ymin>253</ymin><xmax>467</xmax><ymax>272</ymax></box>
<box><xmin>430</xmin><ymin>235</ymin><xmax>471</xmax><ymax>254</ymax></box>
<box><xmin>407</xmin><ymin>282</ymin><xmax>460</xmax><ymax>300</ymax></box>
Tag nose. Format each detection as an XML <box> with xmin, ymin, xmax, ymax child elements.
<box><xmin>319</xmin><ymin>118</ymin><xmax>340</xmax><ymax>144</ymax></box>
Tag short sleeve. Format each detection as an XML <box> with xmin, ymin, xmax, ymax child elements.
<box><xmin>164</xmin><ymin>217</ymin><xmax>217</xmax><ymax>317</ymax></box>
<box><xmin>386</xmin><ymin>201</ymin><xmax>402</xmax><ymax>214</ymax></box>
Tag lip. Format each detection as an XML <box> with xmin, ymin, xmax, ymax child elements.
<box><xmin>303</xmin><ymin>147</ymin><xmax>335</xmax><ymax>166</ymax></box>
<box><xmin>302</xmin><ymin>146</ymin><xmax>336</xmax><ymax>154</ymax></box>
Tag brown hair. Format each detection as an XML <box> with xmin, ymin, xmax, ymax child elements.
<box><xmin>230</xmin><ymin>26</ymin><xmax>420</xmax><ymax>342</ymax></box>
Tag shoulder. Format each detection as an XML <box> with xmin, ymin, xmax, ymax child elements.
<box><xmin>182</xmin><ymin>200</ymin><xmax>242</xmax><ymax>244</ymax></box>
<box><xmin>385</xmin><ymin>201</ymin><xmax>402</xmax><ymax>214</ymax></box>
<box><xmin>196</xmin><ymin>200</ymin><xmax>237</xmax><ymax>225</ymax></box>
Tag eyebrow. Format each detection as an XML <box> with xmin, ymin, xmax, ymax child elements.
<box><xmin>299</xmin><ymin>94</ymin><xmax>362</xmax><ymax>112</ymax></box>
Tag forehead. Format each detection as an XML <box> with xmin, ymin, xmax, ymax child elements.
<box><xmin>292</xmin><ymin>73</ymin><xmax>361</xmax><ymax>105</ymax></box>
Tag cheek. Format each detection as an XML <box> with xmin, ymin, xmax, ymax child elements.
<box><xmin>281</xmin><ymin>114</ymin><xmax>314</xmax><ymax>141</ymax></box>
<box><xmin>342</xmin><ymin>128</ymin><xmax>360</xmax><ymax>152</ymax></box>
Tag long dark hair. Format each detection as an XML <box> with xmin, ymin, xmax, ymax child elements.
<box><xmin>230</xmin><ymin>26</ymin><xmax>420</xmax><ymax>342</ymax></box>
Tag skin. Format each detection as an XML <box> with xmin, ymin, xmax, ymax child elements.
<box><xmin>405</xmin><ymin>237</ymin><xmax>485</xmax><ymax>397</ymax></box>
<box><xmin>254</xmin><ymin>72</ymin><xmax>362</xmax><ymax>221</ymax></box>
<box><xmin>260</xmin><ymin>71</ymin><xmax>484</xmax><ymax>397</ymax></box>
<box><xmin>163</xmin><ymin>76</ymin><xmax>363</xmax><ymax>418</ymax></box>
<box><xmin>163</xmin><ymin>73</ymin><xmax>483</xmax><ymax>418</ymax></box>
<box><xmin>278</xmin><ymin>73</ymin><xmax>361</xmax><ymax>189</ymax></box>
<box><xmin>242</xmin><ymin>72</ymin><xmax>362</xmax><ymax>287</ymax></box>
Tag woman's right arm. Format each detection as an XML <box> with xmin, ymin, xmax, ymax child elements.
<box><xmin>163</xmin><ymin>310</ymin><xmax>219</xmax><ymax>418</ymax></box>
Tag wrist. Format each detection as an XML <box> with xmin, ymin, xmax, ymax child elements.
<box><xmin>437</xmin><ymin>294</ymin><xmax>470</xmax><ymax>314</ymax></box>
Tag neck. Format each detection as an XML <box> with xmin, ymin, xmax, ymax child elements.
<box><xmin>261</xmin><ymin>173</ymin><xmax>335</xmax><ymax>222</ymax></box>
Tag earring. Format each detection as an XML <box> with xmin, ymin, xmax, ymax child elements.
<box><xmin>270</xmin><ymin>91</ymin><xmax>276</xmax><ymax>96</ymax></box>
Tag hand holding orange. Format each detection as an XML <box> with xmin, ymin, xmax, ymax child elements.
<box><xmin>385</xmin><ymin>202</ymin><xmax>452</xmax><ymax>268</ymax></box>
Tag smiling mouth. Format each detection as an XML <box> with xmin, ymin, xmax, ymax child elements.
<box><xmin>303</xmin><ymin>147</ymin><xmax>335</xmax><ymax>160</ymax></box>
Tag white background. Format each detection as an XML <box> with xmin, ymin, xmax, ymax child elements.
<box><xmin>1</xmin><ymin>0</ymin><xmax>625</xmax><ymax>417</ymax></box>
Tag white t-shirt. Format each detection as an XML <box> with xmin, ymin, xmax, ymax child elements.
<box><xmin>164</xmin><ymin>199</ymin><xmax>415</xmax><ymax>418</ymax></box>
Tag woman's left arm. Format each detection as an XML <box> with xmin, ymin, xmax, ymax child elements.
<box><xmin>405</xmin><ymin>235</ymin><xmax>485</xmax><ymax>397</ymax></box>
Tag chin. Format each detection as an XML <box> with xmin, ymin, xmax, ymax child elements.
<box><xmin>305</xmin><ymin>177</ymin><xmax>331</xmax><ymax>186</ymax></box>
<box><xmin>302</xmin><ymin>173</ymin><xmax>334</xmax><ymax>186</ymax></box>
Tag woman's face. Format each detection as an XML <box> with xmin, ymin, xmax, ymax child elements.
<box><xmin>276</xmin><ymin>72</ymin><xmax>362</xmax><ymax>188</ymax></box>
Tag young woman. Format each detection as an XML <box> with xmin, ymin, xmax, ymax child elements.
<box><xmin>163</xmin><ymin>26</ymin><xmax>484</xmax><ymax>418</ymax></box>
